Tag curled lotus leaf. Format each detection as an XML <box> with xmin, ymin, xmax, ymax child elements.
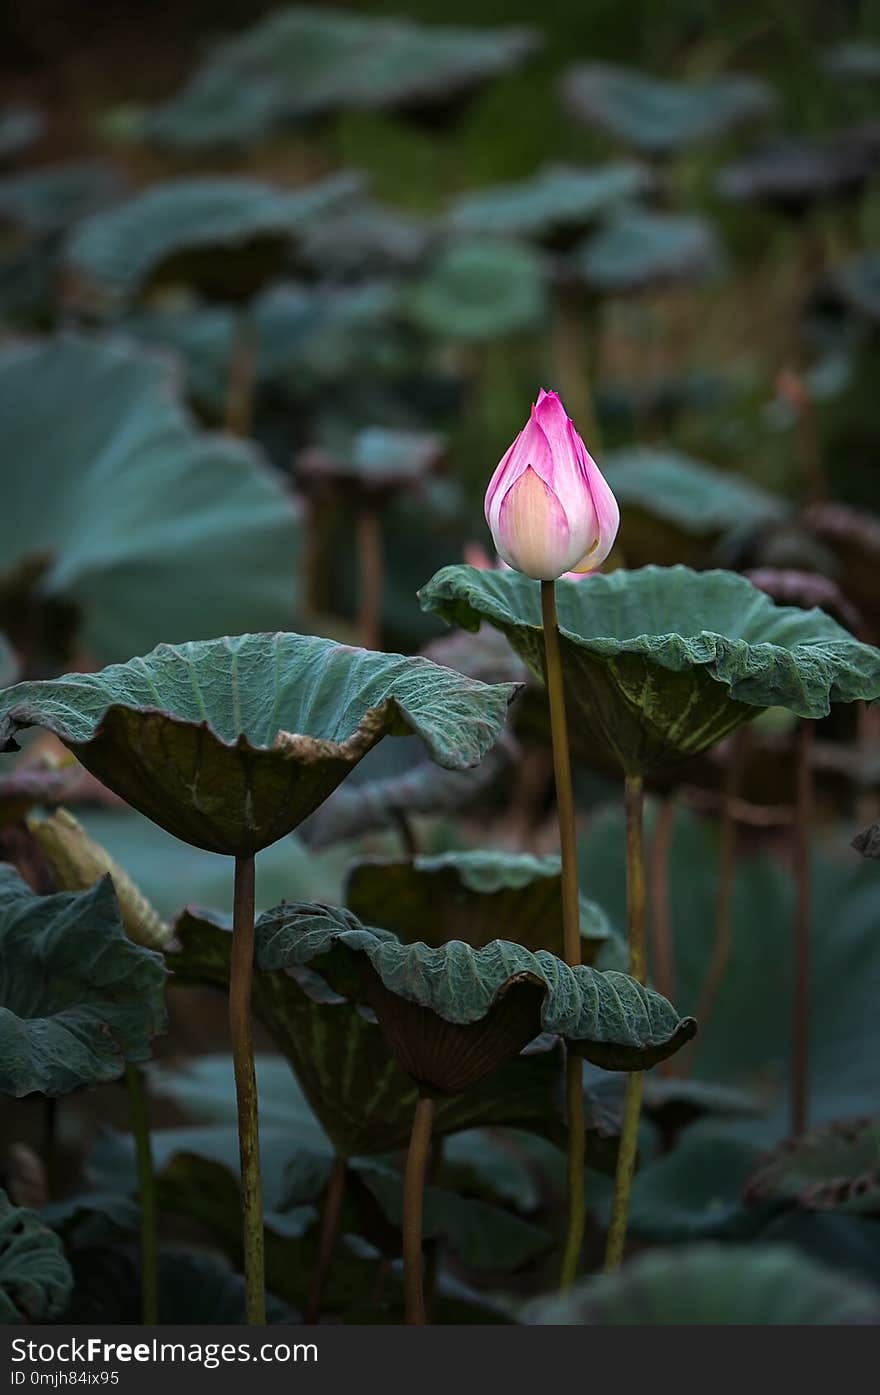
<box><xmin>408</xmin><ymin>238</ymin><xmax>548</xmax><ymax>341</ymax></box>
<box><xmin>447</xmin><ymin>162</ymin><xmax>652</xmax><ymax>244</ymax></box>
<box><xmin>418</xmin><ymin>564</ymin><xmax>880</xmax><ymax>772</ymax></box>
<box><xmin>744</xmin><ymin>1116</ymin><xmax>880</xmax><ymax>1215</ymax></box>
<box><xmin>0</xmin><ymin>160</ymin><xmax>126</xmax><ymax>238</ymax></box>
<box><xmin>255</xmin><ymin>901</ymin><xmax>695</xmax><ymax>1093</ymax></box>
<box><xmin>0</xmin><ymin>866</ymin><xmax>167</xmax><ymax>1097</ymax></box>
<box><xmin>573</xmin><ymin>209</ymin><xmax>723</xmax><ymax>295</ymax></box>
<box><xmin>0</xmin><ymin>1190</ymin><xmax>73</xmax><ymax>1323</ymax></box>
<box><xmin>297</xmin><ymin>427</ymin><xmax>445</xmax><ymax>499</ymax></box>
<box><xmin>560</xmin><ymin>63</ymin><xmax>775</xmax><ymax>157</ymax></box>
<box><xmin>345</xmin><ymin>850</ymin><xmax>622</xmax><ymax>964</ymax></box>
<box><xmin>167</xmin><ymin>909</ymin><xmax>622</xmax><ymax>1165</ymax></box>
<box><xmin>716</xmin><ymin>134</ymin><xmax>877</xmax><ymax>214</ymax></box>
<box><xmin>63</xmin><ymin>172</ymin><xmax>363</xmax><ymax>314</ymax></box>
<box><xmin>524</xmin><ymin>1243</ymin><xmax>880</xmax><ymax>1325</ymax></box>
<box><xmin>0</xmin><ymin>633</ymin><xmax>520</xmax><ymax>855</ymax></box>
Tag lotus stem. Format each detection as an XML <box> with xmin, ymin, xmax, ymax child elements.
<box><xmin>604</xmin><ymin>772</ymin><xmax>645</xmax><ymax>1271</ymax></box>
<box><xmin>689</xmin><ymin>729</ymin><xmax>747</xmax><ymax>1067</ymax></box>
<box><xmin>230</xmin><ymin>851</ymin><xmax>266</xmax><ymax>1325</ymax></box>
<box><xmin>305</xmin><ymin>1154</ymin><xmax>347</xmax><ymax>1324</ymax></box>
<box><xmin>357</xmin><ymin>503</ymin><xmax>384</xmax><ymax>651</ymax></box>
<box><xmin>403</xmin><ymin>1094</ymin><xmax>435</xmax><ymax>1325</ymax></box>
<box><xmin>125</xmin><ymin>1064</ymin><xmax>158</xmax><ymax>1325</ymax></box>
<box><xmin>792</xmin><ymin>721</ymin><xmax>814</xmax><ymax>1137</ymax></box>
<box><xmin>540</xmin><ymin>580</ymin><xmax>586</xmax><ymax>1290</ymax></box>
<box><xmin>423</xmin><ymin>1135</ymin><xmax>445</xmax><ymax>1323</ymax></box>
<box><xmin>225</xmin><ymin>308</ymin><xmax>256</xmax><ymax>438</ymax></box>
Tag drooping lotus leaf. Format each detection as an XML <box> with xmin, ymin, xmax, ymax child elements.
<box><xmin>448</xmin><ymin>163</ymin><xmax>652</xmax><ymax>244</ymax></box>
<box><xmin>603</xmin><ymin>449</ymin><xmax>787</xmax><ymax>566</ymax></box>
<box><xmin>408</xmin><ymin>239</ymin><xmax>548</xmax><ymax>341</ymax></box>
<box><xmin>0</xmin><ymin>160</ymin><xmax>126</xmax><ymax>237</ymax></box>
<box><xmin>0</xmin><ymin>337</ymin><xmax>302</xmax><ymax>665</ymax></box>
<box><xmin>744</xmin><ymin>1116</ymin><xmax>880</xmax><ymax>1215</ymax></box>
<box><xmin>297</xmin><ymin>427</ymin><xmax>445</xmax><ymax>499</ymax></box>
<box><xmin>560</xmin><ymin>64</ymin><xmax>775</xmax><ymax>158</ymax></box>
<box><xmin>0</xmin><ymin>866</ymin><xmax>167</xmax><ymax>1097</ymax></box>
<box><xmin>255</xmin><ymin>901</ymin><xmax>695</xmax><ymax>1091</ymax></box>
<box><xmin>716</xmin><ymin>134</ymin><xmax>877</xmax><ymax>214</ymax></box>
<box><xmin>525</xmin><ymin>1243</ymin><xmax>880</xmax><ymax>1324</ymax></box>
<box><xmin>573</xmin><ymin>210</ymin><xmax>723</xmax><ymax>295</ymax></box>
<box><xmin>419</xmin><ymin>564</ymin><xmax>880</xmax><ymax>772</ymax></box>
<box><xmin>0</xmin><ymin>106</ymin><xmax>44</xmax><ymax>165</ymax></box>
<box><xmin>168</xmin><ymin>909</ymin><xmax>623</xmax><ymax>1165</ymax></box>
<box><xmin>344</xmin><ymin>850</ymin><xmax>621</xmax><ymax>963</ymax></box>
<box><xmin>0</xmin><ymin>633</ymin><xmax>519</xmax><ymax>855</ymax></box>
<box><xmin>64</xmin><ymin>173</ymin><xmax>363</xmax><ymax>315</ymax></box>
<box><xmin>0</xmin><ymin>1190</ymin><xmax>73</xmax><ymax>1323</ymax></box>
<box><xmin>582</xmin><ymin>803</ymin><xmax>880</xmax><ymax>1139</ymax></box>
<box><xmin>296</xmin><ymin>199</ymin><xmax>432</xmax><ymax>279</ymax></box>
<box><xmin>146</xmin><ymin>7</ymin><xmax>540</xmax><ymax>150</ymax></box>
<box><xmin>828</xmin><ymin>253</ymin><xmax>880</xmax><ymax>326</ymax></box>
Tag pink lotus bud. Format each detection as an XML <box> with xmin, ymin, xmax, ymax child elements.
<box><xmin>484</xmin><ymin>389</ymin><xmax>619</xmax><ymax>581</ymax></box>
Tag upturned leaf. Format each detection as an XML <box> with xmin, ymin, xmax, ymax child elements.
<box><xmin>0</xmin><ymin>1189</ymin><xmax>73</xmax><ymax>1323</ymax></box>
<box><xmin>255</xmin><ymin>900</ymin><xmax>694</xmax><ymax>1091</ymax></box>
<box><xmin>408</xmin><ymin>239</ymin><xmax>548</xmax><ymax>341</ymax></box>
<box><xmin>525</xmin><ymin>1243</ymin><xmax>880</xmax><ymax>1324</ymax></box>
<box><xmin>167</xmin><ymin>911</ymin><xmax>623</xmax><ymax>1165</ymax></box>
<box><xmin>448</xmin><ymin>163</ymin><xmax>651</xmax><ymax>243</ymax></box>
<box><xmin>0</xmin><ymin>633</ymin><xmax>520</xmax><ymax>855</ymax></box>
<box><xmin>573</xmin><ymin>209</ymin><xmax>722</xmax><ymax>294</ymax></box>
<box><xmin>345</xmin><ymin>850</ymin><xmax>622</xmax><ymax>963</ymax></box>
<box><xmin>0</xmin><ymin>866</ymin><xmax>167</xmax><ymax>1097</ymax></box>
<box><xmin>419</xmin><ymin>564</ymin><xmax>880</xmax><ymax>772</ymax></box>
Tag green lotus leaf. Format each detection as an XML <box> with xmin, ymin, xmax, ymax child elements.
<box><xmin>0</xmin><ymin>160</ymin><xmax>126</xmax><ymax>237</ymax></box>
<box><xmin>296</xmin><ymin>199</ymin><xmax>431</xmax><ymax>279</ymax></box>
<box><xmin>146</xmin><ymin>8</ymin><xmax>540</xmax><ymax>150</ymax></box>
<box><xmin>583</xmin><ymin>803</ymin><xmax>880</xmax><ymax>1138</ymax></box>
<box><xmin>297</xmin><ymin>427</ymin><xmax>445</xmax><ymax>498</ymax></box>
<box><xmin>604</xmin><ymin>448</ymin><xmax>787</xmax><ymax>566</ymax></box>
<box><xmin>0</xmin><ymin>866</ymin><xmax>167</xmax><ymax>1097</ymax></box>
<box><xmin>448</xmin><ymin>163</ymin><xmax>651</xmax><ymax>243</ymax></box>
<box><xmin>168</xmin><ymin>909</ymin><xmax>622</xmax><ymax>1163</ymax></box>
<box><xmin>64</xmin><ymin>172</ymin><xmax>363</xmax><ymax>315</ymax></box>
<box><xmin>717</xmin><ymin>135</ymin><xmax>875</xmax><ymax>214</ymax></box>
<box><xmin>0</xmin><ymin>633</ymin><xmax>519</xmax><ymax>855</ymax></box>
<box><xmin>38</xmin><ymin>1192</ymin><xmax>140</xmax><ymax>1248</ymax></box>
<box><xmin>345</xmin><ymin>850</ymin><xmax>621</xmax><ymax>964</ymax></box>
<box><xmin>829</xmin><ymin>252</ymin><xmax>880</xmax><ymax>326</ymax></box>
<box><xmin>525</xmin><ymin>1243</ymin><xmax>879</xmax><ymax>1324</ymax></box>
<box><xmin>824</xmin><ymin>41</ymin><xmax>880</xmax><ymax>82</ymax></box>
<box><xmin>0</xmin><ymin>337</ymin><xmax>302</xmax><ymax>666</ymax></box>
<box><xmin>560</xmin><ymin>63</ymin><xmax>775</xmax><ymax>157</ymax></box>
<box><xmin>419</xmin><ymin>564</ymin><xmax>880</xmax><ymax>772</ymax></box>
<box><xmin>0</xmin><ymin>1190</ymin><xmax>73</xmax><ymax>1323</ymax></box>
<box><xmin>574</xmin><ymin>209</ymin><xmax>723</xmax><ymax>295</ymax></box>
<box><xmin>627</xmin><ymin>1134</ymin><xmax>763</xmax><ymax>1243</ymax></box>
<box><xmin>408</xmin><ymin>239</ymin><xmax>548</xmax><ymax>342</ymax></box>
<box><xmin>745</xmin><ymin>1116</ymin><xmax>880</xmax><ymax>1214</ymax></box>
<box><xmin>255</xmin><ymin>900</ymin><xmax>694</xmax><ymax>1091</ymax></box>
<box><xmin>0</xmin><ymin>105</ymin><xmax>44</xmax><ymax>165</ymax></box>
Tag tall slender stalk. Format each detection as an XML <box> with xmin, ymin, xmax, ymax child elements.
<box><xmin>604</xmin><ymin>773</ymin><xmax>645</xmax><ymax>1271</ymax></box>
<box><xmin>357</xmin><ymin>504</ymin><xmax>383</xmax><ymax>651</ymax></box>
<box><xmin>305</xmin><ymin>1154</ymin><xmax>347</xmax><ymax>1324</ymax></box>
<box><xmin>792</xmin><ymin>721</ymin><xmax>814</xmax><ymax>1137</ymax></box>
<box><xmin>230</xmin><ymin>852</ymin><xmax>265</xmax><ymax>1324</ymax></box>
<box><xmin>125</xmin><ymin>1064</ymin><xmax>158</xmax><ymax>1325</ymax></box>
<box><xmin>540</xmin><ymin>580</ymin><xmax>585</xmax><ymax>1290</ymax></box>
<box><xmin>403</xmin><ymin>1095</ymin><xmax>436</xmax><ymax>1325</ymax></box>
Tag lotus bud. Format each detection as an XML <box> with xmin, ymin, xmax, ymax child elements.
<box><xmin>27</xmin><ymin>808</ymin><xmax>171</xmax><ymax>950</ymax></box>
<box><xmin>484</xmin><ymin>389</ymin><xmax>619</xmax><ymax>581</ymax></box>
